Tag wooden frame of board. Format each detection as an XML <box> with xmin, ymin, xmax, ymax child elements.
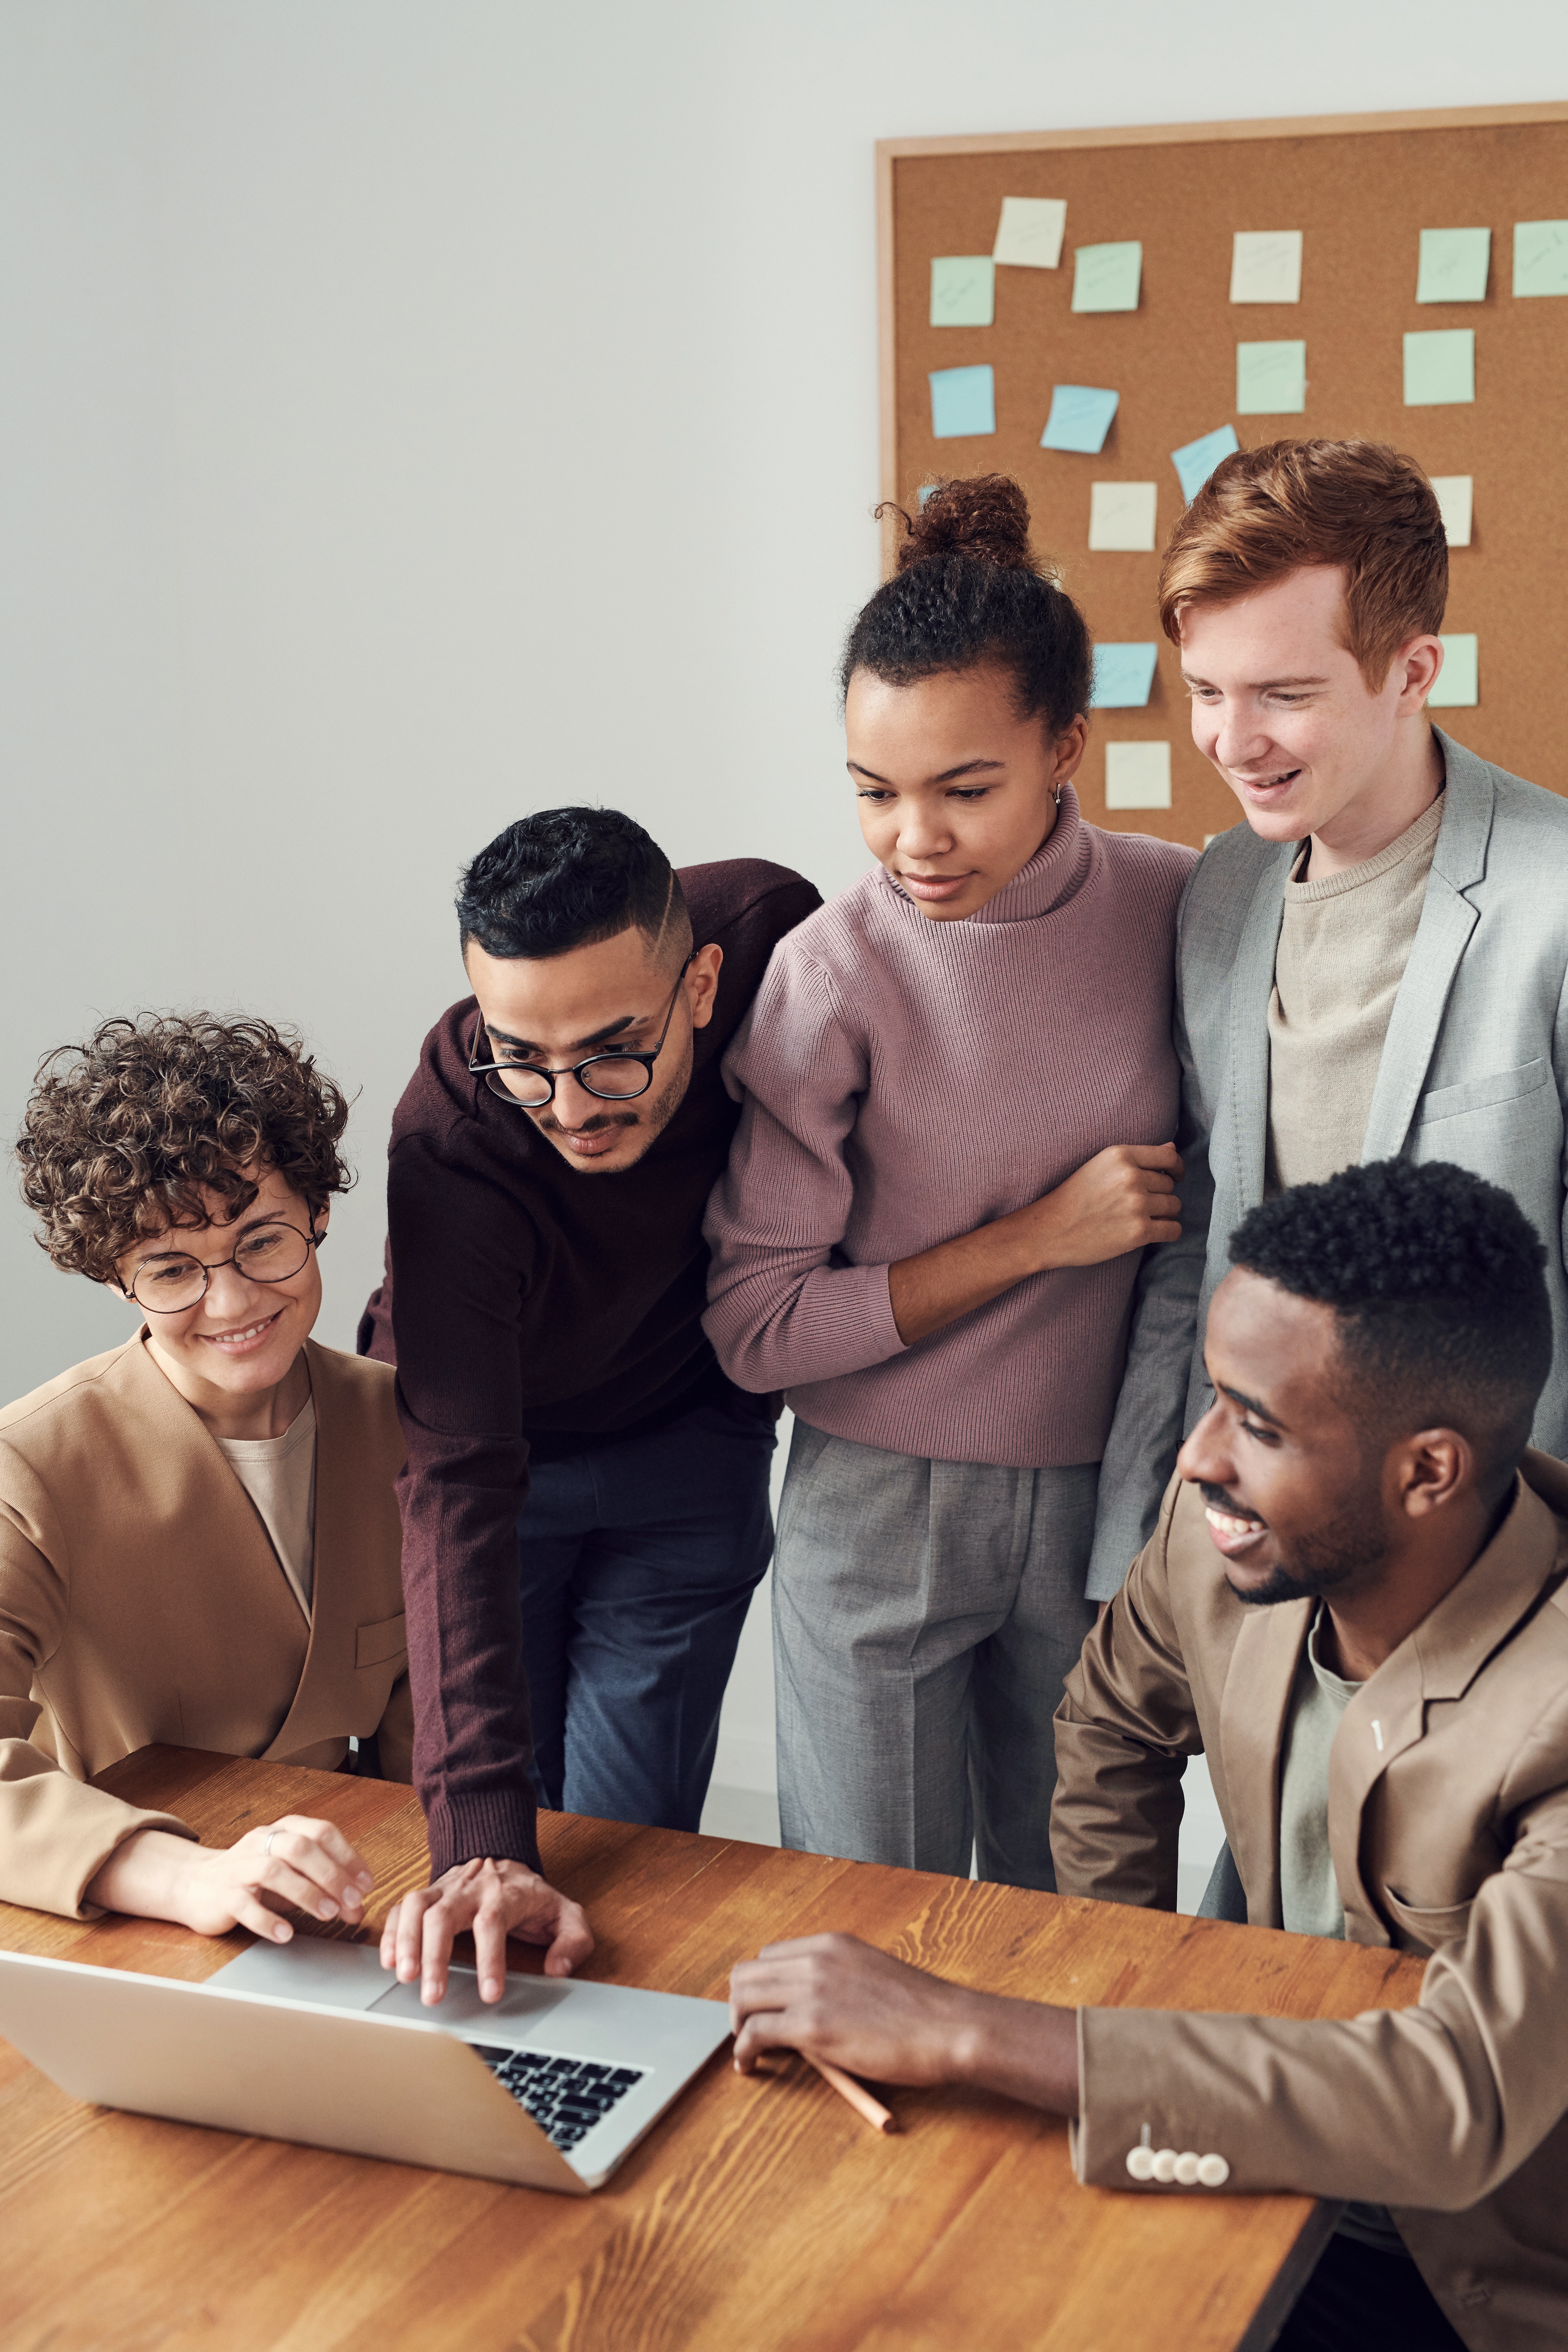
<box><xmin>876</xmin><ymin>103</ymin><xmax>1568</xmax><ymax>845</ymax></box>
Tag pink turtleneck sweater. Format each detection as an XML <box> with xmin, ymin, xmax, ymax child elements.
<box><xmin>702</xmin><ymin>789</ymin><xmax>1195</xmax><ymax>1467</ymax></box>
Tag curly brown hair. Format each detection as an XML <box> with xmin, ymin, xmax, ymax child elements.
<box><xmin>16</xmin><ymin>1014</ymin><xmax>352</xmax><ymax>1286</ymax></box>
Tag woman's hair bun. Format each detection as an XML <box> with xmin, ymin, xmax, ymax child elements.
<box><xmin>883</xmin><ymin>474</ymin><xmax>1040</xmax><ymax>577</ymax></box>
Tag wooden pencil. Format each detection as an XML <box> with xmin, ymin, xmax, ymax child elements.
<box><xmin>804</xmin><ymin>2053</ymin><xmax>897</xmax><ymax>2133</ymax></box>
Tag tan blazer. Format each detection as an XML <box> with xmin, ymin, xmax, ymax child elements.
<box><xmin>0</xmin><ymin>1333</ymin><xmax>412</xmax><ymax>1919</ymax></box>
<box><xmin>1053</xmin><ymin>1455</ymin><xmax>1568</xmax><ymax>2352</ymax></box>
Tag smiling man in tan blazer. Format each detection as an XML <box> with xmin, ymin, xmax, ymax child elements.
<box><xmin>728</xmin><ymin>1158</ymin><xmax>1568</xmax><ymax>2352</ymax></box>
<box><xmin>4</xmin><ymin>1016</ymin><xmax>440</xmax><ymax>1944</ymax></box>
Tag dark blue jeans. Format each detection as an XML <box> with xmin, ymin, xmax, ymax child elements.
<box><xmin>517</xmin><ymin>1395</ymin><xmax>777</xmax><ymax>1831</ymax></box>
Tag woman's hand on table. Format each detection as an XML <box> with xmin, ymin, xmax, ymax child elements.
<box><xmin>379</xmin><ymin>1857</ymin><xmax>594</xmax><ymax>2006</ymax></box>
<box><xmin>84</xmin><ymin>1815</ymin><xmax>375</xmax><ymax>1938</ymax></box>
<box><xmin>729</xmin><ymin>1932</ymin><xmax>1080</xmax><ymax>2114</ymax></box>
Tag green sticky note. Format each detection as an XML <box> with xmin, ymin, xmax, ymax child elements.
<box><xmin>1416</xmin><ymin>228</ymin><xmax>1490</xmax><ymax>303</ymax></box>
<box><xmin>1236</xmin><ymin>340</ymin><xmax>1306</xmax><ymax>414</ymax></box>
<box><xmin>930</xmin><ymin>256</ymin><xmax>995</xmax><ymax>327</ymax></box>
<box><xmin>1072</xmin><ymin>241</ymin><xmax>1142</xmax><ymax>313</ymax></box>
<box><xmin>1404</xmin><ymin>329</ymin><xmax>1474</xmax><ymax>406</ymax></box>
<box><xmin>1429</xmin><ymin>633</ymin><xmax>1478</xmax><ymax>707</ymax></box>
<box><xmin>1514</xmin><ymin>221</ymin><xmax>1568</xmax><ymax>298</ymax></box>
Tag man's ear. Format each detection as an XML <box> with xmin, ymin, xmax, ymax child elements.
<box><xmin>686</xmin><ymin>943</ymin><xmax>724</xmax><ymax>1031</ymax></box>
<box><xmin>1396</xmin><ymin>635</ymin><xmax>1444</xmax><ymax>710</ymax></box>
<box><xmin>1394</xmin><ymin>1428</ymin><xmax>1471</xmax><ymax>1518</ymax></box>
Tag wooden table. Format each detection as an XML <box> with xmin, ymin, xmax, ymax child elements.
<box><xmin>0</xmin><ymin>1747</ymin><xmax>1425</xmax><ymax>2352</ymax></box>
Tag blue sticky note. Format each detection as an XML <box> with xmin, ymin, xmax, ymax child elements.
<box><xmin>929</xmin><ymin>365</ymin><xmax>995</xmax><ymax>439</ymax></box>
<box><xmin>1041</xmin><ymin>385</ymin><xmax>1120</xmax><ymax>454</ymax></box>
<box><xmin>930</xmin><ymin>256</ymin><xmax>995</xmax><ymax>327</ymax></box>
<box><xmin>1091</xmin><ymin>644</ymin><xmax>1159</xmax><ymax>708</ymax></box>
<box><xmin>1171</xmin><ymin>424</ymin><xmax>1240</xmax><ymax>505</ymax></box>
<box><xmin>1404</xmin><ymin>329</ymin><xmax>1474</xmax><ymax>406</ymax></box>
<box><xmin>1072</xmin><ymin>241</ymin><xmax>1142</xmax><ymax>312</ymax></box>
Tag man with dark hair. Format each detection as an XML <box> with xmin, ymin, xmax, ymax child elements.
<box><xmin>730</xmin><ymin>1160</ymin><xmax>1568</xmax><ymax>2352</ymax></box>
<box><xmin>360</xmin><ymin>808</ymin><xmax>818</xmax><ymax>2000</ymax></box>
<box><xmin>1088</xmin><ymin>436</ymin><xmax>1568</xmax><ymax>1598</ymax></box>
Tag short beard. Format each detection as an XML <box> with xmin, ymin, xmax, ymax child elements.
<box><xmin>1232</xmin><ymin>1499</ymin><xmax>1390</xmax><ymax>1608</ymax></box>
<box><xmin>531</xmin><ymin>1026</ymin><xmax>693</xmax><ymax>1173</ymax></box>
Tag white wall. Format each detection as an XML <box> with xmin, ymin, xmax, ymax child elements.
<box><xmin>3</xmin><ymin>0</ymin><xmax>1563</xmax><ymax>1819</ymax></box>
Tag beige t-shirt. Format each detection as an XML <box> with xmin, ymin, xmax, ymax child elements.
<box><xmin>217</xmin><ymin>1396</ymin><xmax>317</xmax><ymax>1622</ymax></box>
<box><xmin>1265</xmin><ymin>793</ymin><xmax>1445</xmax><ymax>1194</ymax></box>
<box><xmin>1279</xmin><ymin>1605</ymin><xmax>1405</xmax><ymax>2259</ymax></box>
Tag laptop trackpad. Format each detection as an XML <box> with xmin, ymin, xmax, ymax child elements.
<box><xmin>369</xmin><ymin>1968</ymin><xmax>571</xmax><ymax>2038</ymax></box>
<box><xmin>210</xmin><ymin>1939</ymin><xmax>569</xmax><ymax>2042</ymax></box>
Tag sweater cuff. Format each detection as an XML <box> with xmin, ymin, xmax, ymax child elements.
<box><xmin>423</xmin><ymin>1785</ymin><xmax>542</xmax><ymax>1880</ymax></box>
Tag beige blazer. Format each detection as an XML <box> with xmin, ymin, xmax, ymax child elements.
<box><xmin>1053</xmin><ymin>1455</ymin><xmax>1568</xmax><ymax>2352</ymax></box>
<box><xmin>0</xmin><ymin>1333</ymin><xmax>412</xmax><ymax>1919</ymax></box>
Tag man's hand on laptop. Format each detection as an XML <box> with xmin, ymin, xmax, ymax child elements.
<box><xmin>379</xmin><ymin>1857</ymin><xmax>594</xmax><ymax>2005</ymax></box>
<box><xmin>83</xmin><ymin>1814</ymin><xmax>376</xmax><ymax>1939</ymax></box>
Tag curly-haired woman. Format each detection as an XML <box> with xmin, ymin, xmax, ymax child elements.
<box><xmin>2</xmin><ymin>1015</ymin><xmax>421</xmax><ymax>1934</ymax></box>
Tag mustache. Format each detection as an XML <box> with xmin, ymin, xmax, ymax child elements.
<box><xmin>536</xmin><ymin>1110</ymin><xmax>641</xmax><ymax>1135</ymax></box>
<box><xmin>1198</xmin><ymin>1480</ymin><xmax>1266</xmax><ymax>1525</ymax></box>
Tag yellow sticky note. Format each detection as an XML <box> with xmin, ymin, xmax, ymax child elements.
<box><xmin>1430</xmin><ymin>475</ymin><xmax>1473</xmax><ymax>546</ymax></box>
<box><xmin>1088</xmin><ymin>482</ymin><xmax>1158</xmax><ymax>551</ymax></box>
<box><xmin>1230</xmin><ymin>232</ymin><xmax>1303</xmax><ymax>304</ymax></box>
<box><xmin>1105</xmin><ymin>742</ymin><xmax>1172</xmax><ymax>809</ymax></box>
<box><xmin>993</xmin><ymin>197</ymin><xmax>1067</xmax><ymax>269</ymax></box>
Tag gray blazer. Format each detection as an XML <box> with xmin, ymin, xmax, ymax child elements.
<box><xmin>1086</xmin><ymin>731</ymin><xmax>1568</xmax><ymax>1599</ymax></box>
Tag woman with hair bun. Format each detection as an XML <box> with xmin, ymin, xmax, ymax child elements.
<box><xmin>703</xmin><ymin>476</ymin><xmax>1197</xmax><ymax>1885</ymax></box>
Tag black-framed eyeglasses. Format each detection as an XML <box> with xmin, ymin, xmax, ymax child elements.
<box><xmin>124</xmin><ymin>1222</ymin><xmax>324</xmax><ymax>1313</ymax></box>
<box><xmin>469</xmin><ymin>955</ymin><xmax>695</xmax><ymax>1110</ymax></box>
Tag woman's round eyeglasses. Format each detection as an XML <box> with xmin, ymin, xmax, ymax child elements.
<box><xmin>468</xmin><ymin>955</ymin><xmax>695</xmax><ymax>1110</ymax></box>
<box><xmin>124</xmin><ymin>1222</ymin><xmax>323</xmax><ymax>1314</ymax></box>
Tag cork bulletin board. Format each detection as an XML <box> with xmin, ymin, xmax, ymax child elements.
<box><xmin>877</xmin><ymin>104</ymin><xmax>1568</xmax><ymax>848</ymax></box>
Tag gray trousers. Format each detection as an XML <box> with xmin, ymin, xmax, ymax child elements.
<box><xmin>772</xmin><ymin>1421</ymin><xmax>1098</xmax><ymax>1887</ymax></box>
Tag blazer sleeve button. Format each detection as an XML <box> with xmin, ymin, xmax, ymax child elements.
<box><xmin>1197</xmin><ymin>2153</ymin><xmax>1230</xmax><ymax>2187</ymax></box>
<box><xmin>1151</xmin><ymin>2148</ymin><xmax>1179</xmax><ymax>2183</ymax></box>
<box><xmin>1174</xmin><ymin>2152</ymin><xmax>1201</xmax><ymax>2185</ymax></box>
<box><xmin>1125</xmin><ymin>2145</ymin><xmax>1157</xmax><ymax>2181</ymax></box>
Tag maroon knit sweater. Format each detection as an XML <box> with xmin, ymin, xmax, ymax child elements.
<box><xmin>359</xmin><ymin>860</ymin><xmax>820</xmax><ymax>1875</ymax></box>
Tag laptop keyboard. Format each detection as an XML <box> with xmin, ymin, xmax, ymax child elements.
<box><xmin>471</xmin><ymin>2045</ymin><xmax>646</xmax><ymax>2151</ymax></box>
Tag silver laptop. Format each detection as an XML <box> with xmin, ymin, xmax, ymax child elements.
<box><xmin>0</xmin><ymin>1940</ymin><xmax>730</xmax><ymax>2192</ymax></box>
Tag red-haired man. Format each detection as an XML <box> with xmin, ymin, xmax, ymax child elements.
<box><xmin>1090</xmin><ymin>437</ymin><xmax>1568</xmax><ymax>1604</ymax></box>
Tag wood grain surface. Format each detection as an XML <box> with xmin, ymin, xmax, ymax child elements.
<box><xmin>0</xmin><ymin>1747</ymin><xmax>1426</xmax><ymax>2352</ymax></box>
<box><xmin>879</xmin><ymin>106</ymin><xmax>1568</xmax><ymax>848</ymax></box>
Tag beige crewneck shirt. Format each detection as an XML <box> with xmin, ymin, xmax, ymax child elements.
<box><xmin>216</xmin><ymin>1395</ymin><xmax>317</xmax><ymax>1622</ymax></box>
<box><xmin>1278</xmin><ymin>1605</ymin><xmax>1405</xmax><ymax>2257</ymax></box>
<box><xmin>1265</xmin><ymin>793</ymin><xmax>1445</xmax><ymax>1194</ymax></box>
